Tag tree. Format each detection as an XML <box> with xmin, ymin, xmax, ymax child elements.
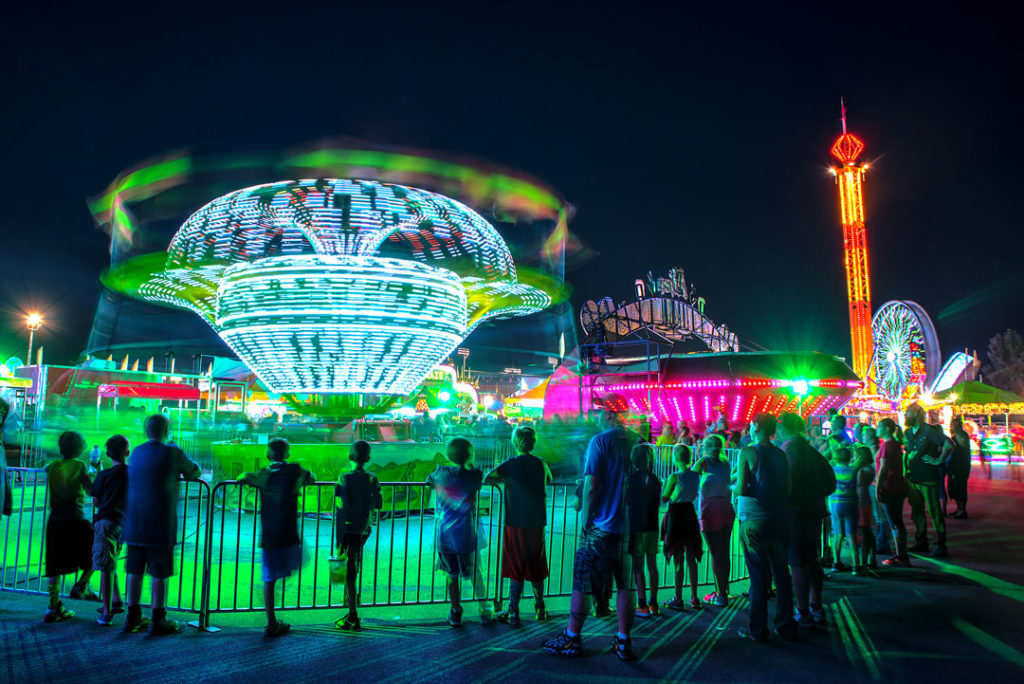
<box><xmin>984</xmin><ymin>329</ymin><xmax>1024</xmax><ymax>397</ymax></box>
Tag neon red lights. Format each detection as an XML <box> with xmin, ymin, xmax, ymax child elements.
<box><xmin>830</xmin><ymin>133</ymin><xmax>865</xmax><ymax>163</ymax></box>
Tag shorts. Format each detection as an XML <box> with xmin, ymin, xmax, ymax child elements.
<box><xmin>92</xmin><ymin>519</ymin><xmax>123</xmax><ymax>571</ymax></box>
<box><xmin>830</xmin><ymin>502</ymin><xmax>858</xmax><ymax>539</ymax></box>
<box><xmin>699</xmin><ymin>496</ymin><xmax>735</xmax><ymax>533</ymax></box>
<box><xmin>629</xmin><ymin>530</ymin><xmax>660</xmax><ymax>556</ymax></box>
<box><xmin>439</xmin><ymin>551</ymin><xmax>478</xmax><ymax>579</ymax></box>
<box><xmin>662</xmin><ymin>502</ymin><xmax>703</xmax><ymax>560</ymax></box>
<box><xmin>788</xmin><ymin>510</ymin><xmax>822</xmax><ymax>567</ymax></box>
<box><xmin>501</xmin><ymin>526</ymin><xmax>549</xmax><ymax>582</ymax></box>
<box><xmin>339</xmin><ymin>533</ymin><xmax>370</xmax><ymax>563</ymax></box>
<box><xmin>571</xmin><ymin>526</ymin><xmax>632</xmax><ymax>595</ymax></box>
<box><xmin>262</xmin><ymin>543</ymin><xmax>302</xmax><ymax>582</ymax></box>
<box><xmin>125</xmin><ymin>544</ymin><xmax>175</xmax><ymax>579</ymax></box>
<box><xmin>46</xmin><ymin>518</ymin><xmax>93</xmax><ymax>577</ymax></box>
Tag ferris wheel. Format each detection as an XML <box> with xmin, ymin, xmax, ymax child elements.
<box><xmin>871</xmin><ymin>300</ymin><xmax>941</xmax><ymax>401</ymax></box>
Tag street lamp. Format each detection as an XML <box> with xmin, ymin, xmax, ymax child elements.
<box><xmin>25</xmin><ymin>313</ymin><xmax>43</xmax><ymax>366</ymax></box>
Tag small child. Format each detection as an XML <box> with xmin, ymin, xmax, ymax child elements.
<box><xmin>43</xmin><ymin>431</ymin><xmax>96</xmax><ymax>622</ymax></box>
<box><xmin>627</xmin><ymin>443</ymin><xmax>663</xmax><ymax>617</ymax></box>
<box><xmin>241</xmin><ymin>437</ymin><xmax>315</xmax><ymax>637</ymax></box>
<box><xmin>92</xmin><ymin>435</ymin><xmax>130</xmax><ymax>625</ymax></box>
<box><xmin>334</xmin><ymin>440</ymin><xmax>383</xmax><ymax>631</ymax></box>
<box><xmin>427</xmin><ymin>437</ymin><xmax>492</xmax><ymax>627</ymax></box>
<box><xmin>854</xmin><ymin>445</ymin><xmax>877</xmax><ymax>569</ymax></box>
<box><xmin>830</xmin><ymin>446</ymin><xmax>860</xmax><ymax>573</ymax></box>
<box><xmin>661</xmin><ymin>444</ymin><xmax>703</xmax><ymax>610</ymax></box>
<box><xmin>484</xmin><ymin>426</ymin><xmax>553</xmax><ymax>626</ymax></box>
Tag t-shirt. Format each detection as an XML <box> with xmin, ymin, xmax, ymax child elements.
<box><xmin>737</xmin><ymin>443</ymin><xmax>789</xmax><ymax>523</ymax></box>
<box><xmin>427</xmin><ymin>466</ymin><xmax>483</xmax><ymax>554</ymax></box>
<box><xmin>904</xmin><ymin>424</ymin><xmax>945</xmax><ymax>484</ymax></box>
<box><xmin>45</xmin><ymin>458</ymin><xmax>91</xmax><ymax>521</ymax></box>
<box><xmin>783</xmin><ymin>436</ymin><xmax>832</xmax><ymax>517</ymax></box>
<box><xmin>92</xmin><ymin>463</ymin><xmax>128</xmax><ymax>525</ymax></box>
<box><xmin>582</xmin><ymin>426</ymin><xmax>639</xmax><ymax>534</ymax></box>
<box><xmin>875</xmin><ymin>439</ymin><xmax>908</xmax><ymax>497</ymax></box>
<box><xmin>830</xmin><ymin>464</ymin><xmax>858</xmax><ymax>505</ymax></box>
<box><xmin>494</xmin><ymin>453</ymin><xmax>549</xmax><ymax>528</ymax></box>
<box><xmin>121</xmin><ymin>440</ymin><xmax>202</xmax><ymax>546</ymax></box>
<box><xmin>626</xmin><ymin>470</ymin><xmax>662</xmax><ymax>533</ymax></box>
<box><xmin>336</xmin><ymin>468</ymin><xmax>383</xmax><ymax>537</ymax></box>
<box><xmin>246</xmin><ymin>461</ymin><xmax>312</xmax><ymax>549</ymax></box>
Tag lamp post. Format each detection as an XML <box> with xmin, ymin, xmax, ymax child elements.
<box><xmin>25</xmin><ymin>313</ymin><xmax>43</xmax><ymax>366</ymax></box>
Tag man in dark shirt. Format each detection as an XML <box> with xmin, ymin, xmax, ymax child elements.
<box><xmin>485</xmin><ymin>426</ymin><xmax>553</xmax><ymax>625</ymax></box>
<box><xmin>93</xmin><ymin>435</ymin><xmax>130</xmax><ymax>625</ymax></box>
<box><xmin>903</xmin><ymin>404</ymin><xmax>949</xmax><ymax>557</ymax></box>
<box><xmin>121</xmin><ymin>414</ymin><xmax>202</xmax><ymax>635</ymax></box>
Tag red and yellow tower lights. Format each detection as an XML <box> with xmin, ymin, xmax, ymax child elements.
<box><xmin>829</xmin><ymin>100</ymin><xmax>873</xmax><ymax>382</ymax></box>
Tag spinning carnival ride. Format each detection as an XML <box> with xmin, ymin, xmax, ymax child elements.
<box><xmin>871</xmin><ymin>300</ymin><xmax>941</xmax><ymax>402</ymax></box>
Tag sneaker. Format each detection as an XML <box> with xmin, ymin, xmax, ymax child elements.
<box><xmin>122</xmin><ymin>613</ymin><xmax>150</xmax><ymax>633</ymax></box>
<box><xmin>592</xmin><ymin>604</ymin><xmax>613</xmax><ymax>618</ymax></box>
<box><xmin>635</xmin><ymin>605</ymin><xmax>652</xmax><ymax>618</ymax></box>
<box><xmin>809</xmin><ymin>605</ymin><xmax>826</xmax><ymax>625</ymax></box>
<box><xmin>497</xmin><ymin>610</ymin><xmax>521</xmax><ymax>627</ymax></box>
<box><xmin>703</xmin><ymin>592</ymin><xmax>728</xmax><ymax>607</ymax></box>
<box><xmin>611</xmin><ymin>635</ymin><xmax>635</xmax><ymax>661</ymax></box>
<box><xmin>882</xmin><ymin>557</ymin><xmax>911</xmax><ymax>568</ymax></box>
<box><xmin>69</xmin><ymin>586</ymin><xmax>101</xmax><ymax>601</ymax></box>
<box><xmin>832</xmin><ymin>561</ymin><xmax>849</xmax><ymax>572</ymax></box>
<box><xmin>43</xmin><ymin>605</ymin><xmax>74</xmax><ymax>623</ymax></box>
<box><xmin>930</xmin><ymin>544</ymin><xmax>949</xmax><ymax>558</ymax></box>
<box><xmin>737</xmin><ymin>627</ymin><xmax>767</xmax><ymax>643</ymax></box>
<box><xmin>96</xmin><ymin>612</ymin><xmax>114</xmax><ymax>626</ymax></box>
<box><xmin>535</xmin><ymin>604</ymin><xmax>549</xmax><ymax>622</ymax></box>
<box><xmin>648</xmin><ymin>603</ymin><xmax>661</xmax><ymax>617</ymax></box>
<box><xmin>794</xmin><ymin>611</ymin><xmax>815</xmax><ymax>629</ymax></box>
<box><xmin>543</xmin><ymin>630</ymin><xmax>582</xmax><ymax>657</ymax></box>
<box><xmin>689</xmin><ymin>597</ymin><xmax>703</xmax><ymax>610</ymax></box>
<box><xmin>908</xmin><ymin>542</ymin><xmax>929</xmax><ymax>553</ymax></box>
<box><xmin>335</xmin><ymin>615</ymin><xmax>361</xmax><ymax>631</ymax></box>
<box><xmin>447</xmin><ymin>606</ymin><xmax>464</xmax><ymax>628</ymax></box>
<box><xmin>664</xmin><ymin>597</ymin><xmax>687</xmax><ymax>611</ymax></box>
<box><xmin>264</xmin><ymin>621</ymin><xmax>291</xmax><ymax>637</ymax></box>
<box><xmin>150</xmin><ymin>617</ymin><xmax>181</xmax><ymax>636</ymax></box>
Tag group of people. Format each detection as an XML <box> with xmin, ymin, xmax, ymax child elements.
<box><xmin>13</xmin><ymin>396</ymin><xmax>973</xmax><ymax>658</ymax></box>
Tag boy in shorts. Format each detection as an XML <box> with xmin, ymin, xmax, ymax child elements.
<box><xmin>334</xmin><ymin>440</ymin><xmax>382</xmax><ymax>631</ymax></box>
<box><xmin>485</xmin><ymin>426</ymin><xmax>553</xmax><ymax>625</ymax></box>
<box><xmin>93</xmin><ymin>435</ymin><xmax>130</xmax><ymax>625</ymax></box>
<box><xmin>44</xmin><ymin>431</ymin><xmax>97</xmax><ymax>622</ymax></box>
<box><xmin>241</xmin><ymin>437</ymin><xmax>315</xmax><ymax>637</ymax></box>
<box><xmin>427</xmin><ymin>438</ymin><xmax>492</xmax><ymax>627</ymax></box>
<box><xmin>628</xmin><ymin>444</ymin><xmax>662</xmax><ymax>617</ymax></box>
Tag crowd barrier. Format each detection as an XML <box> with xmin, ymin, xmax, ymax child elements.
<box><xmin>2</xmin><ymin>462</ymin><xmax>748</xmax><ymax>631</ymax></box>
<box><xmin>1</xmin><ymin>467</ymin><xmax>212</xmax><ymax>628</ymax></box>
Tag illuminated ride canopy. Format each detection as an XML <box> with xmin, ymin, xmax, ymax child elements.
<box><xmin>108</xmin><ymin>179</ymin><xmax>556</xmax><ymax>394</ymax></box>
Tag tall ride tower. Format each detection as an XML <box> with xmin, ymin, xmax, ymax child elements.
<box><xmin>829</xmin><ymin>100</ymin><xmax>873</xmax><ymax>381</ymax></box>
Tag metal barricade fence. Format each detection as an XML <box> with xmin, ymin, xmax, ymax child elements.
<box><xmin>1</xmin><ymin>467</ymin><xmax>212</xmax><ymax>626</ymax></box>
<box><xmin>653</xmin><ymin>445</ymin><xmax>741</xmax><ymax>480</ymax></box>
<box><xmin>203</xmin><ymin>481</ymin><xmax>505</xmax><ymax>621</ymax></box>
<box><xmin>521</xmin><ymin>482</ymin><xmax>747</xmax><ymax>602</ymax></box>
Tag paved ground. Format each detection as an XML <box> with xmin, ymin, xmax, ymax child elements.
<box><xmin>3</xmin><ymin>474</ymin><xmax>1024</xmax><ymax>683</ymax></box>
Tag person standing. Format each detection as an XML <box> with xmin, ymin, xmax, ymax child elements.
<box><xmin>736</xmin><ymin>413</ymin><xmax>796</xmax><ymax>642</ymax></box>
<box><xmin>947</xmin><ymin>417</ymin><xmax>972</xmax><ymax>519</ymax></box>
<box><xmin>485</xmin><ymin>426</ymin><xmax>552</xmax><ymax>625</ymax></box>
<box><xmin>543</xmin><ymin>399</ymin><xmax>639</xmax><ymax>660</ymax></box>
<box><xmin>121</xmin><ymin>414</ymin><xmax>202</xmax><ymax>635</ymax></box>
<box><xmin>903</xmin><ymin>404</ymin><xmax>949</xmax><ymax>557</ymax></box>
<box><xmin>334</xmin><ymin>440</ymin><xmax>382</xmax><ymax>632</ymax></box>
<box><xmin>692</xmin><ymin>435</ymin><xmax>734</xmax><ymax>607</ymax></box>
<box><xmin>858</xmin><ymin>425</ymin><xmax>891</xmax><ymax>557</ymax></box>
<box><xmin>92</xmin><ymin>435</ymin><xmax>130</xmax><ymax>625</ymax></box>
<box><xmin>777</xmin><ymin>412</ymin><xmax>832</xmax><ymax>628</ymax></box>
<box><xmin>876</xmin><ymin>418</ymin><xmax>911</xmax><ymax>567</ymax></box>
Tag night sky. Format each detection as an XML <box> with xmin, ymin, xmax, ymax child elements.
<box><xmin>2</xmin><ymin>4</ymin><xmax>1021</xmax><ymax>370</ymax></box>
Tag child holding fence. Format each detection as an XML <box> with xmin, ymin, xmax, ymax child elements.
<box><xmin>484</xmin><ymin>426</ymin><xmax>552</xmax><ymax>626</ymax></box>
<box><xmin>92</xmin><ymin>435</ymin><xmax>129</xmax><ymax>625</ymax></box>
<box><xmin>241</xmin><ymin>437</ymin><xmax>315</xmax><ymax>637</ymax></box>
<box><xmin>427</xmin><ymin>438</ymin><xmax>493</xmax><ymax>627</ymax></box>
<box><xmin>334</xmin><ymin>440</ymin><xmax>383</xmax><ymax>631</ymax></box>
<box><xmin>661</xmin><ymin>444</ymin><xmax>703</xmax><ymax>610</ymax></box>
<box><xmin>43</xmin><ymin>430</ymin><xmax>97</xmax><ymax>623</ymax></box>
<box><xmin>628</xmin><ymin>443</ymin><xmax>662</xmax><ymax>617</ymax></box>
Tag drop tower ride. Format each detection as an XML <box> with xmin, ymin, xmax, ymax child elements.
<box><xmin>829</xmin><ymin>100</ymin><xmax>873</xmax><ymax>381</ymax></box>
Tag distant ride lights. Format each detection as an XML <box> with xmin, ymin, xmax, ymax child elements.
<box><xmin>115</xmin><ymin>179</ymin><xmax>556</xmax><ymax>394</ymax></box>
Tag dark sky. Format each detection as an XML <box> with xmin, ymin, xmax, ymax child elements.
<box><xmin>2</xmin><ymin>3</ymin><xmax>1021</xmax><ymax>370</ymax></box>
